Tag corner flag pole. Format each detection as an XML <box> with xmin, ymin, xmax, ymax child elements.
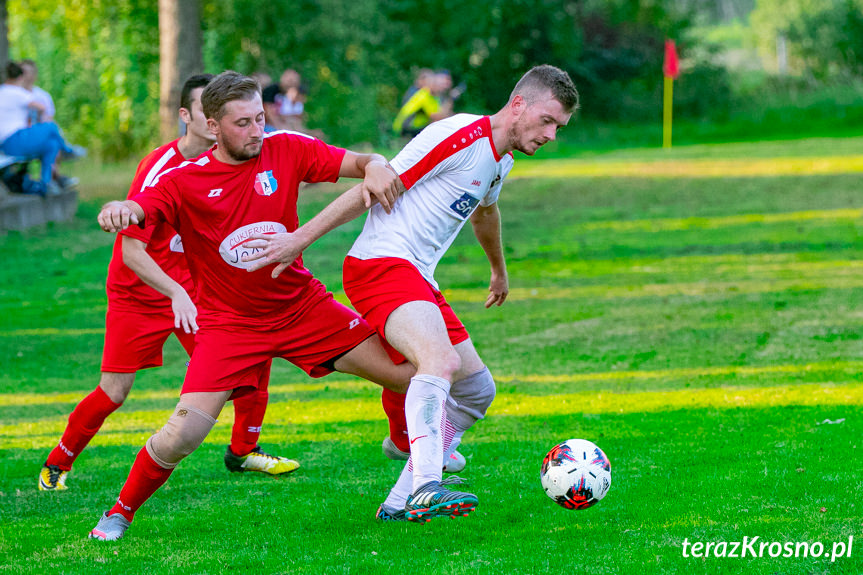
<box><xmin>663</xmin><ymin>39</ymin><xmax>680</xmax><ymax>149</ymax></box>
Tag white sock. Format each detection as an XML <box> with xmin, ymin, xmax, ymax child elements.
<box><xmin>383</xmin><ymin>460</ymin><xmax>414</xmax><ymax>511</ymax></box>
<box><xmin>386</xmin><ymin>416</ymin><xmax>464</xmax><ymax>509</ymax></box>
<box><xmin>405</xmin><ymin>374</ymin><xmax>450</xmax><ymax>492</ymax></box>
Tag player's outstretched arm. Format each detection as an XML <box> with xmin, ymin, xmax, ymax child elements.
<box><xmin>241</xmin><ymin>182</ymin><xmax>377</xmax><ymax>278</ymax></box>
<box><xmin>97</xmin><ymin>200</ymin><xmax>144</xmax><ymax>233</ymax></box>
<box><xmin>121</xmin><ymin>236</ymin><xmax>198</xmax><ymax>334</ymax></box>
<box><xmin>338</xmin><ymin>151</ymin><xmax>402</xmax><ymax>213</ymax></box>
<box><xmin>470</xmin><ymin>203</ymin><xmax>509</xmax><ymax>308</ymax></box>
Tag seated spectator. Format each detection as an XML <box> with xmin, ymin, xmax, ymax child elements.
<box><xmin>0</xmin><ymin>61</ymin><xmax>84</xmax><ymax>196</ymax></box>
<box><xmin>19</xmin><ymin>59</ymin><xmax>55</xmax><ymax>123</ymax></box>
<box><xmin>392</xmin><ymin>69</ymin><xmax>456</xmax><ymax>139</ymax></box>
<box><xmin>19</xmin><ymin>59</ymin><xmax>78</xmax><ymax>189</ymax></box>
<box><xmin>262</xmin><ymin>68</ymin><xmax>304</xmax><ymax>132</ymax></box>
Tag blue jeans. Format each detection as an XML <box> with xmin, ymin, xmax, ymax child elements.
<box><xmin>1</xmin><ymin>122</ymin><xmax>72</xmax><ymax>187</ymax></box>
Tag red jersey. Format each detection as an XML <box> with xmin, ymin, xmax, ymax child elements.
<box><xmin>105</xmin><ymin>140</ymin><xmax>195</xmax><ymax>311</ymax></box>
<box><xmin>132</xmin><ymin>131</ymin><xmax>346</xmax><ymax>326</ymax></box>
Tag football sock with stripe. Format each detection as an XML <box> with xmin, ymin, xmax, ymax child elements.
<box><xmin>46</xmin><ymin>386</ymin><xmax>122</xmax><ymax>471</ymax></box>
<box><xmin>404</xmin><ymin>374</ymin><xmax>451</xmax><ymax>492</ymax></box>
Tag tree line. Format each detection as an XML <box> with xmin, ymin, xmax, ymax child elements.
<box><xmin>5</xmin><ymin>0</ymin><xmax>862</xmax><ymax>159</ymax></box>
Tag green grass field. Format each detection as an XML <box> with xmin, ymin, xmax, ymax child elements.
<box><xmin>1</xmin><ymin>137</ymin><xmax>862</xmax><ymax>574</ymax></box>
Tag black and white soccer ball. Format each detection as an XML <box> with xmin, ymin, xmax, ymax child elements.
<box><xmin>540</xmin><ymin>439</ymin><xmax>612</xmax><ymax>509</ymax></box>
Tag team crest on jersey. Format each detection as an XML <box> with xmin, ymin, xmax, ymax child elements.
<box><xmin>253</xmin><ymin>170</ymin><xmax>278</xmax><ymax>196</ymax></box>
<box><xmin>449</xmin><ymin>192</ymin><xmax>480</xmax><ymax>219</ymax></box>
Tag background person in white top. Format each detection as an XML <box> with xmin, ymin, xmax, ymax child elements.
<box><xmin>19</xmin><ymin>60</ymin><xmax>56</xmax><ymax>122</ymax></box>
<box><xmin>0</xmin><ymin>61</ymin><xmax>83</xmax><ymax>195</ymax></box>
<box><xmin>241</xmin><ymin>64</ymin><xmax>579</xmax><ymax>522</ymax></box>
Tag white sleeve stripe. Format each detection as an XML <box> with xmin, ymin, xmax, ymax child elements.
<box><xmin>139</xmin><ymin>148</ymin><xmax>177</xmax><ymax>193</ymax></box>
<box><xmin>149</xmin><ymin>155</ymin><xmax>210</xmax><ymax>188</ymax></box>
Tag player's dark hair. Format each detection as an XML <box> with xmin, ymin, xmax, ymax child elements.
<box><xmin>201</xmin><ymin>71</ymin><xmax>261</xmax><ymax>121</ymax></box>
<box><xmin>180</xmin><ymin>73</ymin><xmax>215</xmax><ymax>114</ymax></box>
<box><xmin>5</xmin><ymin>61</ymin><xmax>24</xmax><ymax>81</ymax></box>
<box><xmin>510</xmin><ymin>65</ymin><xmax>579</xmax><ymax>112</ymax></box>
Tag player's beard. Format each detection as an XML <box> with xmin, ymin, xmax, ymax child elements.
<box><xmin>223</xmin><ymin>137</ymin><xmax>263</xmax><ymax>162</ymax></box>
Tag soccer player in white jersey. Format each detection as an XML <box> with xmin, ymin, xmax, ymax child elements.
<box><xmin>242</xmin><ymin>65</ymin><xmax>578</xmax><ymax>522</ymax></box>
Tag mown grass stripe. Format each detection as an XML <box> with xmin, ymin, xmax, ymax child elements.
<box><xmin>2</xmin><ymin>382</ymin><xmax>858</xmax><ymax>450</ymax></box>
<box><xmin>510</xmin><ymin>156</ymin><xmax>863</xmax><ymax>179</ymax></box>
<box><xmin>444</xmin><ymin>276</ymin><xmax>863</xmax><ymax>303</ymax></box>
<box><xmin>576</xmin><ymin>207</ymin><xmax>863</xmax><ymax>233</ymax></box>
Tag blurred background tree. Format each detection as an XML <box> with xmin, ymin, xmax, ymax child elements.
<box><xmin>1</xmin><ymin>0</ymin><xmax>8</xmax><ymax>72</ymax></box>
<box><xmin>6</xmin><ymin>0</ymin><xmax>862</xmax><ymax>159</ymax></box>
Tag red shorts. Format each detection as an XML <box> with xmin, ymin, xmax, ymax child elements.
<box><xmin>342</xmin><ymin>256</ymin><xmax>469</xmax><ymax>364</ymax></box>
<box><xmin>101</xmin><ymin>305</ymin><xmax>197</xmax><ymax>372</ymax></box>
<box><xmin>181</xmin><ymin>288</ymin><xmax>375</xmax><ymax>399</ymax></box>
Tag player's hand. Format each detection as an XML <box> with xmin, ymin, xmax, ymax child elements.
<box><xmin>171</xmin><ymin>290</ymin><xmax>199</xmax><ymax>334</ymax></box>
<box><xmin>241</xmin><ymin>232</ymin><xmax>305</xmax><ymax>278</ymax></box>
<box><xmin>485</xmin><ymin>270</ymin><xmax>509</xmax><ymax>308</ymax></box>
<box><xmin>97</xmin><ymin>201</ymin><xmax>138</xmax><ymax>232</ymax></box>
<box><xmin>361</xmin><ymin>161</ymin><xmax>400</xmax><ymax>214</ymax></box>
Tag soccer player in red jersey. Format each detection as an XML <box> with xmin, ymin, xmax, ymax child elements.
<box><xmin>88</xmin><ymin>71</ymin><xmax>413</xmax><ymax>541</ymax></box>
<box><xmin>239</xmin><ymin>65</ymin><xmax>578</xmax><ymax>522</ymax></box>
<box><xmin>38</xmin><ymin>75</ymin><xmax>298</xmax><ymax>494</ymax></box>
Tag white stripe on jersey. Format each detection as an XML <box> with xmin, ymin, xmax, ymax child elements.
<box><xmin>149</xmin><ymin>155</ymin><xmax>210</xmax><ymax>188</ymax></box>
<box><xmin>264</xmin><ymin>129</ymin><xmax>315</xmax><ymax>141</ymax></box>
<box><xmin>139</xmin><ymin>147</ymin><xmax>176</xmax><ymax>193</ymax></box>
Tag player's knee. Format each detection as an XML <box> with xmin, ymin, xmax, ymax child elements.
<box><xmin>146</xmin><ymin>402</ymin><xmax>217</xmax><ymax>469</ymax></box>
<box><xmin>438</xmin><ymin>347</ymin><xmax>462</xmax><ymax>381</ymax></box>
<box><xmin>99</xmin><ymin>373</ymin><xmax>134</xmax><ymax>404</ymax></box>
<box><xmin>448</xmin><ymin>367</ymin><xmax>496</xmax><ymax>430</ymax></box>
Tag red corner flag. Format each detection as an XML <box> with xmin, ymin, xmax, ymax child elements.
<box><xmin>663</xmin><ymin>39</ymin><xmax>680</xmax><ymax>79</ymax></box>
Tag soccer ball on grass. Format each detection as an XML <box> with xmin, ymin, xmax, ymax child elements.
<box><xmin>540</xmin><ymin>439</ymin><xmax>611</xmax><ymax>509</ymax></box>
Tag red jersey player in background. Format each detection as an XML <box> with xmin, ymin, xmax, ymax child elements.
<box><xmin>39</xmin><ymin>75</ymin><xmax>299</xmax><ymax>493</ymax></box>
<box><xmin>89</xmin><ymin>71</ymin><xmax>415</xmax><ymax>541</ymax></box>
<box><xmin>241</xmin><ymin>65</ymin><xmax>579</xmax><ymax>522</ymax></box>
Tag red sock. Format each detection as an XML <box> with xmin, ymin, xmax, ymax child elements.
<box><xmin>108</xmin><ymin>448</ymin><xmax>173</xmax><ymax>522</ymax></box>
<box><xmin>230</xmin><ymin>386</ymin><xmax>268</xmax><ymax>456</ymax></box>
<box><xmin>45</xmin><ymin>386</ymin><xmax>122</xmax><ymax>471</ymax></box>
<box><xmin>382</xmin><ymin>388</ymin><xmax>409</xmax><ymax>453</ymax></box>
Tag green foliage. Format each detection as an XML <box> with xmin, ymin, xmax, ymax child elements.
<box><xmin>750</xmin><ymin>0</ymin><xmax>863</xmax><ymax>78</ymax></box>
<box><xmin>6</xmin><ymin>0</ymin><xmax>859</xmax><ymax>157</ymax></box>
<box><xmin>8</xmin><ymin>0</ymin><xmax>732</xmax><ymax>155</ymax></box>
<box><xmin>8</xmin><ymin>0</ymin><xmax>160</xmax><ymax>160</ymax></box>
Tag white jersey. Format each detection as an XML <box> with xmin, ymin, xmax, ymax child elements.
<box><xmin>348</xmin><ymin>114</ymin><xmax>514</xmax><ymax>289</ymax></box>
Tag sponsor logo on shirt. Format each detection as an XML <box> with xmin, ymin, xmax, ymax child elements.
<box><xmin>169</xmin><ymin>234</ymin><xmax>184</xmax><ymax>253</ymax></box>
<box><xmin>471</xmin><ymin>179</ymin><xmax>482</xmax><ymax>187</ymax></box>
<box><xmin>449</xmin><ymin>192</ymin><xmax>480</xmax><ymax>219</ymax></box>
<box><xmin>219</xmin><ymin>221</ymin><xmax>288</xmax><ymax>270</ymax></box>
<box><xmin>208</xmin><ymin>188</ymin><xmax>223</xmax><ymax>197</ymax></box>
<box><xmin>254</xmin><ymin>170</ymin><xmax>278</xmax><ymax>196</ymax></box>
